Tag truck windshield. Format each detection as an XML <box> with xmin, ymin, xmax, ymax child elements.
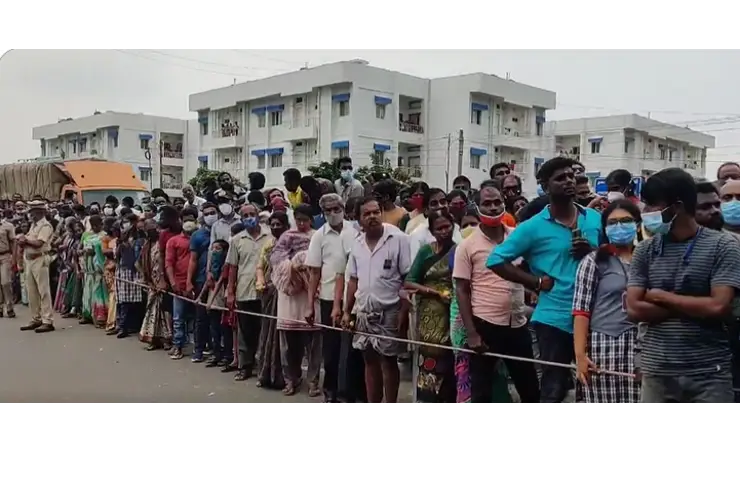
<box><xmin>81</xmin><ymin>190</ymin><xmax>148</xmax><ymax>206</ymax></box>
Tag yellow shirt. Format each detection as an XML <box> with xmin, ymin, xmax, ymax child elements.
<box><xmin>287</xmin><ymin>188</ymin><xmax>303</xmax><ymax>209</ymax></box>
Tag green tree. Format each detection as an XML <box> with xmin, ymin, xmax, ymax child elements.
<box><xmin>187</xmin><ymin>167</ymin><xmax>244</xmax><ymax>193</ymax></box>
<box><xmin>307</xmin><ymin>153</ymin><xmax>413</xmax><ymax>188</ymax></box>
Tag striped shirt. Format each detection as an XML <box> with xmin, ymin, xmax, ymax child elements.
<box><xmin>627</xmin><ymin>228</ymin><xmax>740</xmax><ymax>376</ymax></box>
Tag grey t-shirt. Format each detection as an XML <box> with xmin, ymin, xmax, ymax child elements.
<box><xmin>627</xmin><ymin>228</ymin><xmax>740</xmax><ymax>376</ymax></box>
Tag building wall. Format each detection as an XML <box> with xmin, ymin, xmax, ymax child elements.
<box><xmin>191</xmin><ymin>62</ymin><xmax>556</xmax><ymax>193</ymax></box>
<box><xmin>32</xmin><ymin>112</ymin><xmax>198</xmax><ymax>198</ymax></box>
<box><xmin>546</xmin><ymin>114</ymin><xmax>715</xmax><ymax>179</ymax></box>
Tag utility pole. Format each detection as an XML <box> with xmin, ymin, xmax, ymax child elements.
<box><xmin>445</xmin><ymin>133</ymin><xmax>452</xmax><ymax>191</ymax></box>
<box><xmin>158</xmin><ymin>139</ymin><xmax>164</xmax><ymax>190</ymax></box>
<box><xmin>457</xmin><ymin>129</ymin><xmax>464</xmax><ymax>178</ymax></box>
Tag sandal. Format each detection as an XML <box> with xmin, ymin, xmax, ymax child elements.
<box><xmin>282</xmin><ymin>383</ymin><xmax>297</xmax><ymax>396</ymax></box>
<box><xmin>106</xmin><ymin>329</ymin><xmax>119</xmax><ymax>336</ymax></box>
<box><xmin>308</xmin><ymin>384</ymin><xmax>321</xmax><ymax>398</ymax></box>
<box><xmin>233</xmin><ymin>370</ymin><xmax>250</xmax><ymax>382</ymax></box>
<box><xmin>169</xmin><ymin>349</ymin><xmax>184</xmax><ymax>360</ymax></box>
<box><xmin>145</xmin><ymin>344</ymin><xmax>159</xmax><ymax>351</ymax></box>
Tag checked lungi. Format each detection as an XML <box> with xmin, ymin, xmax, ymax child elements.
<box><xmin>115</xmin><ymin>267</ymin><xmax>144</xmax><ymax>304</ymax></box>
<box><xmin>578</xmin><ymin>328</ymin><xmax>640</xmax><ymax>403</ymax></box>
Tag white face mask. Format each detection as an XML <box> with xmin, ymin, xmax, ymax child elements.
<box><xmin>103</xmin><ymin>207</ymin><xmax>114</xmax><ymax>216</ymax></box>
<box><xmin>218</xmin><ymin>204</ymin><xmax>233</xmax><ymax>217</ymax></box>
<box><xmin>606</xmin><ymin>191</ymin><xmax>625</xmax><ymax>202</ymax></box>
<box><xmin>203</xmin><ymin>213</ymin><xmax>218</xmax><ymax>226</ymax></box>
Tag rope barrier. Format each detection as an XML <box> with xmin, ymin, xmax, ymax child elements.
<box><xmin>100</xmin><ymin>272</ymin><xmax>636</xmax><ymax>379</ymax></box>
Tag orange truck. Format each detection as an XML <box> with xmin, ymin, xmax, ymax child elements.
<box><xmin>0</xmin><ymin>159</ymin><xmax>149</xmax><ymax>204</ymax></box>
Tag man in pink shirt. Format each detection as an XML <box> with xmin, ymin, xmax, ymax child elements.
<box><xmin>166</xmin><ymin>219</ymin><xmax>198</xmax><ymax>360</ymax></box>
<box><xmin>453</xmin><ymin>184</ymin><xmax>540</xmax><ymax>402</ymax></box>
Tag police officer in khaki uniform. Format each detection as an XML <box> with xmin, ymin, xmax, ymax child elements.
<box><xmin>0</xmin><ymin>210</ymin><xmax>16</xmax><ymax>318</ymax></box>
<box><xmin>18</xmin><ymin>201</ymin><xmax>55</xmax><ymax>333</ymax></box>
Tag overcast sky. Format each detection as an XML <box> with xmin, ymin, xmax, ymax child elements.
<box><xmin>1</xmin><ymin>49</ymin><xmax>738</xmax><ymax>178</ymax></box>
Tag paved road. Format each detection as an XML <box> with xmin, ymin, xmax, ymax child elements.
<box><xmin>0</xmin><ymin>306</ymin><xmax>324</xmax><ymax>402</ymax></box>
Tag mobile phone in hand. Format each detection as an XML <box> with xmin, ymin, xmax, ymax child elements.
<box><xmin>572</xmin><ymin>229</ymin><xmax>582</xmax><ymax>239</ymax></box>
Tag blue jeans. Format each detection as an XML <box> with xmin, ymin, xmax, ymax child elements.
<box><xmin>172</xmin><ymin>297</ymin><xmax>191</xmax><ymax>348</ymax></box>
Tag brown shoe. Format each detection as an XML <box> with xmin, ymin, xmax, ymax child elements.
<box><xmin>34</xmin><ymin>324</ymin><xmax>55</xmax><ymax>333</ymax></box>
<box><xmin>20</xmin><ymin>321</ymin><xmax>43</xmax><ymax>331</ymax></box>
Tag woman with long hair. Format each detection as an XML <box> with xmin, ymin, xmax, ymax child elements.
<box><xmin>80</xmin><ymin>215</ymin><xmax>108</xmax><ymax>326</ymax></box>
<box><xmin>404</xmin><ymin>210</ymin><xmax>457</xmax><ymax>402</ymax></box>
<box><xmin>54</xmin><ymin>217</ymin><xmax>76</xmax><ymax>314</ymax></box>
<box><xmin>254</xmin><ymin>211</ymin><xmax>290</xmax><ymax>390</ymax></box>
<box><xmin>138</xmin><ymin>220</ymin><xmax>173</xmax><ymax>350</ymax></box>
<box><xmin>271</xmin><ymin>204</ymin><xmax>321</xmax><ymax>396</ymax></box>
<box><xmin>572</xmin><ymin>199</ymin><xmax>643</xmax><ymax>403</ymax></box>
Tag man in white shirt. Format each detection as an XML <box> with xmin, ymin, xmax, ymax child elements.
<box><xmin>305</xmin><ymin>193</ymin><xmax>360</xmax><ymax>402</ymax></box>
<box><xmin>182</xmin><ymin>185</ymin><xmax>206</xmax><ymax>210</ymax></box>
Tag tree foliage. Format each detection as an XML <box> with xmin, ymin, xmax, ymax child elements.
<box><xmin>306</xmin><ymin>153</ymin><xmax>414</xmax><ymax>187</ymax></box>
<box><xmin>188</xmin><ymin>167</ymin><xmax>244</xmax><ymax>193</ymax></box>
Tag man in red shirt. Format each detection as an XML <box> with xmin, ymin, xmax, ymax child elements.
<box><xmin>166</xmin><ymin>219</ymin><xmax>197</xmax><ymax>360</ymax></box>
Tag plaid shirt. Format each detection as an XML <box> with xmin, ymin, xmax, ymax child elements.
<box><xmin>572</xmin><ymin>251</ymin><xmax>599</xmax><ymax>318</ymax></box>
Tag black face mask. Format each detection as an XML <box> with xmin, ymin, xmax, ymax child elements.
<box><xmin>576</xmin><ymin>196</ymin><xmax>594</xmax><ymax>207</ymax></box>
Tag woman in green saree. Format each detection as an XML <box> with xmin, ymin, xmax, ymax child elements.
<box><xmin>405</xmin><ymin>210</ymin><xmax>457</xmax><ymax>403</ymax></box>
<box><xmin>80</xmin><ymin>215</ymin><xmax>109</xmax><ymax>327</ymax></box>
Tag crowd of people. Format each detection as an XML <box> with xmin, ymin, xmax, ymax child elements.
<box><xmin>1</xmin><ymin>156</ymin><xmax>739</xmax><ymax>403</ymax></box>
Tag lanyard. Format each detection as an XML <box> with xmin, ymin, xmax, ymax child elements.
<box><xmin>657</xmin><ymin>227</ymin><xmax>703</xmax><ymax>292</ymax></box>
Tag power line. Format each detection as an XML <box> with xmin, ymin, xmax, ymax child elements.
<box><xmin>146</xmin><ymin>50</ymin><xmax>293</xmax><ymax>73</ymax></box>
<box><xmin>113</xmin><ymin>50</ymin><xmax>283</xmax><ymax>78</ymax></box>
<box><xmin>229</xmin><ymin>49</ymin><xmax>306</xmax><ymax>67</ymax></box>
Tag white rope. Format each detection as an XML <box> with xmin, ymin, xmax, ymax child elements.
<box><xmin>106</xmin><ymin>273</ymin><xmax>635</xmax><ymax>379</ymax></box>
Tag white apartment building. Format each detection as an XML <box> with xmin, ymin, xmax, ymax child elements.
<box><xmin>545</xmin><ymin>114</ymin><xmax>716</xmax><ymax>180</ymax></box>
<box><xmin>31</xmin><ymin>111</ymin><xmax>200</xmax><ymax>198</ymax></box>
<box><xmin>188</xmin><ymin>60</ymin><xmax>556</xmax><ymax>194</ymax></box>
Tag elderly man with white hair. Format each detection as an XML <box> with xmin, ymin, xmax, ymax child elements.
<box><xmin>304</xmin><ymin>193</ymin><xmax>361</xmax><ymax>402</ymax></box>
<box><xmin>182</xmin><ymin>185</ymin><xmax>206</xmax><ymax>209</ymax></box>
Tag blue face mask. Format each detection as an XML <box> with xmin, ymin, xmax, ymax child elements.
<box><xmin>642</xmin><ymin>208</ymin><xmax>675</xmax><ymax>235</ymax></box>
<box><xmin>721</xmin><ymin>200</ymin><xmax>740</xmax><ymax>226</ymax></box>
<box><xmin>243</xmin><ymin>217</ymin><xmax>259</xmax><ymax>229</ymax></box>
<box><xmin>605</xmin><ymin>222</ymin><xmax>637</xmax><ymax>245</ymax></box>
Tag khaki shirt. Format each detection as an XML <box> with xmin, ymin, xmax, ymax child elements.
<box><xmin>0</xmin><ymin>220</ymin><xmax>15</xmax><ymax>255</ymax></box>
<box><xmin>226</xmin><ymin>226</ymin><xmax>272</xmax><ymax>301</ymax></box>
<box><xmin>25</xmin><ymin>218</ymin><xmax>54</xmax><ymax>256</ymax></box>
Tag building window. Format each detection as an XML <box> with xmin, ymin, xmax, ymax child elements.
<box><xmin>79</xmin><ymin>138</ymin><xmax>87</xmax><ymax>152</ymax></box>
<box><xmin>624</xmin><ymin>140</ymin><xmax>630</xmax><ymax>154</ymax></box>
<box><xmin>659</xmin><ymin>145</ymin><xmax>666</xmax><ymax>160</ymax></box>
<box><xmin>258</xmin><ymin>115</ymin><xmax>266</xmax><ymax>128</ymax></box>
<box><xmin>376</xmin><ymin>104</ymin><xmax>386</xmax><ymax>119</ymax></box>
<box><xmin>140</xmin><ymin>138</ymin><xmax>150</xmax><ymax>150</ymax></box>
<box><xmin>373</xmin><ymin>151</ymin><xmax>385</xmax><ymax>165</ymax></box>
<box><xmin>270</xmin><ymin>111</ymin><xmax>282</xmax><ymax>126</ymax></box>
<box><xmin>256</xmin><ymin>155</ymin><xmax>265</xmax><ymax>169</ymax></box>
<box><xmin>139</xmin><ymin>168</ymin><xmax>151</xmax><ymax>183</ymax></box>
<box><xmin>470</xmin><ymin>154</ymin><xmax>481</xmax><ymax>169</ymax></box>
<box><xmin>269</xmin><ymin>153</ymin><xmax>283</xmax><ymax>168</ymax></box>
<box><xmin>338</xmin><ymin>147</ymin><xmax>349</xmax><ymax>158</ymax></box>
<box><xmin>471</xmin><ymin>109</ymin><xmax>482</xmax><ymax>125</ymax></box>
<box><xmin>113</xmin><ymin>135</ymin><xmax>118</xmax><ymax>148</ymax></box>
<box><xmin>70</xmin><ymin>141</ymin><xmax>77</xmax><ymax>154</ymax></box>
<box><xmin>200</xmin><ymin>121</ymin><xmax>208</xmax><ymax>136</ymax></box>
<box><xmin>669</xmin><ymin>149</ymin><xmax>673</xmax><ymax>161</ymax></box>
<box><xmin>536</xmin><ymin>122</ymin><xmax>543</xmax><ymax>136</ymax></box>
<box><xmin>339</xmin><ymin>101</ymin><xmax>350</xmax><ymax>117</ymax></box>
<box><xmin>590</xmin><ymin>141</ymin><xmax>601</xmax><ymax>154</ymax></box>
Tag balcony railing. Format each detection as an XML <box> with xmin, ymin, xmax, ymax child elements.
<box><xmin>163</xmin><ymin>150</ymin><xmax>184</xmax><ymax>159</ymax></box>
<box><xmin>399</xmin><ymin>121</ymin><xmax>424</xmax><ymax>134</ymax></box>
<box><xmin>213</xmin><ymin>120</ymin><xmax>240</xmax><ymax>138</ymax></box>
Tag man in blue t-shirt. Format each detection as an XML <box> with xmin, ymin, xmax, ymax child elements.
<box><xmin>188</xmin><ymin>202</ymin><xmax>217</xmax><ymax>362</ymax></box>
<box><xmin>487</xmin><ymin>156</ymin><xmax>601</xmax><ymax>403</ymax></box>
